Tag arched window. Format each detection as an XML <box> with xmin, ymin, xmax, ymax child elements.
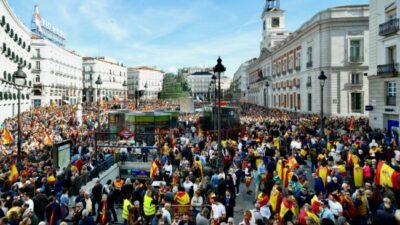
<box><xmin>3</xmin><ymin>71</ymin><xmax>6</xmax><ymax>80</ymax></box>
<box><xmin>0</xmin><ymin>16</ymin><xmax>5</xmax><ymax>26</ymax></box>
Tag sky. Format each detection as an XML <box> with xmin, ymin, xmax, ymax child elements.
<box><xmin>8</xmin><ymin>0</ymin><xmax>368</xmax><ymax>76</ymax></box>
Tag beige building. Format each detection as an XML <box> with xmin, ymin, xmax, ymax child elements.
<box><xmin>368</xmin><ymin>0</ymin><xmax>400</xmax><ymax>132</ymax></box>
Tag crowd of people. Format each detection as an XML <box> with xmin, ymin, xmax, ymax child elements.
<box><xmin>1</xmin><ymin>101</ymin><xmax>400</xmax><ymax>225</ymax></box>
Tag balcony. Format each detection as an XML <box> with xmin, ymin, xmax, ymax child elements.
<box><xmin>288</xmin><ymin>69</ymin><xmax>293</xmax><ymax>74</ymax></box>
<box><xmin>296</xmin><ymin>83</ymin><xmax>300</xmax><ymax>89</ymax></box>
<box><xmin>348</xmin><ymin>56</ymin><xmax>364</xmax><ymax>64</ymax></box>
<box><xmin>32</xmin><ymin>55</ymin><xmax>42</xmax><ymax>59</ymax></box>
<box><xmin>32</xmin><ymin>68</ymin><xmax>41</xmax><ymax>73</ymax></box>
<box><xmin>344</xmin><ymin>81</ymin><xmax>363</xmax><ymax>90</ymax></box>
<box><xmin>387</xmin><ymin>95</ymin><xmax>396</xmax><ymax>106</ymax></box>
<box><xmin>295</xmin><ymin>66</ymin><xmax>301</xmax><ymax>72</ymax></box>
<box><xmin>377</xmin><ymin>63</ymin><xmax>399</xmax><ymax>76</ymax></box>
<box><xmin>282</xmin><ymin>71</ymin><xmax>287</xmax><ymax>75</ymax></box>
<box><xmin>306</xmin><ymin>61</ymin><xmax>313</xmax><ymax>69</ymax></box>
<box><xmin>379</xmin><ymin>18</ymin><xmax>400</xmax><ymax>36</ymax></box>
<box><xmin>306</xmin><ymin>82</ymin><xmax>312</xmax><ymax>87</ymax></box>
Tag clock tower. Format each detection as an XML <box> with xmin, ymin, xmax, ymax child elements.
<box><xmin>261</xmin><ymin>0</ymin><xmax>290</xmax><ymax>50</ymax></box>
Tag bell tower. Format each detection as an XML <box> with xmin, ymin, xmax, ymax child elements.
<box><xmin>261</xmin><ymin>0</ymin><xmax>289</xmax><ymax>50</ymax></box>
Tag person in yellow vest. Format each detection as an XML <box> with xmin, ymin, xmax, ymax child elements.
<box><xmin>122</xmin><ymin>194</ymin><xmax>132</xmax><ymax>225</ymax></box>
<box><xmin>143</xmin><ymin>189</ymin><xmax>156</xmax><ymax>225</ymax></box>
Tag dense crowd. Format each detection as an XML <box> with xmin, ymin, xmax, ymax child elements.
<box><xmin>1</xmin><ymin>102</ymin><xmax>400</xmax><ymax>225</ymax></box>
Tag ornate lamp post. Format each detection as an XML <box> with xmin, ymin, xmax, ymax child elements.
<box><xmin>318</xmin><ymin>71</ymin><xmax>327</xmax><ymax>138</ymax></box>
<box><xmin>122</xmin><ymin>80</ymin><xmax>127</xmax><ymax>109</ymax></box>
<box><xmin>213</xmin><ymin>57</ymin><xmax>226</xmax><ymax>164</ymax></box>
<box><xmin>265</xmin><ymin>81</ymin><xmax>270</xmax><ymax>114</ymax></box>
<box><xmin>13</xmin><ymin>64</ymin><xmax>27</xmax><ymax>158</ymax></box>
<box><xmin>212</xmin><ymin>74</ymin><xmax>217</xmax><ymax>138</ymax></box>
<box><xmin>95</xmin><ymin>75</ymin><xmax>103</xmax><ymax>130</ymax></box>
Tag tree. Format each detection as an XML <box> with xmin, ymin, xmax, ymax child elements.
<box><xmin>160</xmin><ymin>73</ymin><xmax>190</xmax><ymax>99</ymax></box>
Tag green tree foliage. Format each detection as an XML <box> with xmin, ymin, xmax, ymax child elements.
<box><xmin>160</xmin><ymin>73</ymin><xmax>190</xmax><ymax>99</ymax></box>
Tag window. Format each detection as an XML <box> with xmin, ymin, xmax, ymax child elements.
<box><xmin>387</xmin><ymin>81</ymin><xmax>397</xmax><ymax>106</ymax></box>
<box><xmin>307</xmin><ymin>47</ymin><xmax>313</xmax><ymax>68</ymax></box>
<box><xmin>35</xmin><ymin>75</ymin><xmax>40</xmax><ymax>82</ymax></box>
<box><xmin>387</xmin><ymin>46</ymin><xmax>397</xmax><ymax>64</ymax></box>
<box><xmin>296</xmin><ymin>51</ymin><xmax>301</xmax><ymax>70</ymax></box>
<box><xmin>35</xmin><ymin>61</ymin><xmax>40</xmax><ymax>70</ymax></box>
<box><xmin>308</xmin><ymin>93</ymin><xmax>312</xmax><ymax>111</ymax></box>
<box><xmin>297</xmin><ymin>94</ymin><xmax>301</xmax><ymax>109</ymax></box>
<box><xmin>289</xmin><ymin>55</ymin><xmax>294</xmax><ymax>72</ymax></box>
<box><xmin>277</xmin><ymin>61</ymin><xmax>281</xmax><ymax>74</ymax></box>
<box><xmin>282</xmin><ymin>59</ymin><xmax>287</xmax><ymax>73</ymax></box>
<box><xmin>290</xmin><ymin>94</ymin><xmax>293</xmax><ymax>109</ymax></box>
<box><xmin>263</xmin><ymin>20</ymin><xmax>266</xmax><ymax>31</ymax></box>
<box><xmin>351</xmin><ymin>73</ymin><xmax>361</xmax><ymax>84</ymax></box>
<box><xmin>35</xmin><ymin>49</ymin><xmax>40</xmax><ymax>58</ymax></box>
<box><xmin>307</xmin><ymin>77</ymin><xmax>312</xmax><ymax>87</ymax></box>
<box><xmin>349</xmin><ymin>40</ymin><xmax>362</xmax><ymax>62</ymax></box>
<box><xmin>351</xmin><ymin>93</ymin><xmax>362</xmax><ymax>113</ymax></box>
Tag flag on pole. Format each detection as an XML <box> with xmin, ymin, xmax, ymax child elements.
<box><xmin>375</xmin><ymin>161</ymin><xmax>400</xmax><ymax>189</ymax></box>
<box><xmin>1</xmin><ymin>127</ymin><xmax>13</xmax><ymax>145</ymax></box>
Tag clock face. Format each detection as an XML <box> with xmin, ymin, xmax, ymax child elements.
<box><xmin>272</xmin><ymin>17</ymin><xmax>280</xmax><ymax>27</ymax></box>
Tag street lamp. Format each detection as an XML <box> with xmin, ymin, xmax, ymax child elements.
<box><xmin>95</xmin><ymin>75</ymin><xmax>102</xmax><ymax>129</ymax></box>
<box><xmin>144</xmin><ymin>82</ymin><xmax>148</xmax><ymax>103</ymax></box>
<box><xmin>122</xmin><ymin>80</ymin><xmax>127</xmax><ymax>109</ymax></box>
<box><xmin>213</xmin><ymin>57</ymin><xmax>226</xmax><ymax>166</ymax></box>
<box><xmin>13</xmin><ymin>64</ymin><xmax>27</xmax><ymax>158</ymax></box>
<box><xmin>211</xmin><ymin>74</ymin><xmax>217</xmax><ymax>138</ymax></box>
<box><xmin>265</xmin><ymin>81</ymin><xmax>270</xmax><ymax>114</ymax></box>
<box><xmin>318</xmin><ymin>71</ymin><xmax>327</xmax><ymax>138</ymax></box>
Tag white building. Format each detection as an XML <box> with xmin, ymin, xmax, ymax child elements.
<box><xmin>249</xmin><ymin>1</ymin><xmax>370</xmax><ymax>116</ymax></box>
<box><xmin>187</xmin><ymin>71</ymin><xmax>214</xmax><ymax>101</ymax></box>
<box><xmin>368</xmin><ymin>0</ymin><xmax>400</xmax><ymax>132</ymax></box>
<box><xmin>0</xmin><ymin>0</ymin><xmax>33</xmax><ymax>122</ymax></box>
<box><xmin>31</xmin><ymin>36</ymin><xmax>83</xmax><ymax>106</ymax></box>
<box><xmin>127</xmin><ymin>66</ymin><xmax>164</xmax><ymax>100</ymax></box>
<box><xmin>230</xmin><ymin>59</ymin><xmax>254</xmax><ymax>102</ymax></box>
<box><xmin>178</xmin><ymin>66</ymin><xmax>214</xmax><ymax>78</ymax></box>
<box><xmin>82</xmin><ymin>57</ymin><xmax>127</xmax><ymax>103</ymax></box>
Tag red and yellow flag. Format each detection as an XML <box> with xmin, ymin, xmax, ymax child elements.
<box><xmin>286</xmin><ymin>156</ymin><xmax>299</xmax><ymax>171</ymax></box>
<box><xmin>9</xmin><ymin>163</ymin><xmax>19</xmax><ymax>183</ymax></box>
<box><xmin>49</xmin><ymin>208</ymin><xmax>55</xmax><ymax>225</ymax></box>
<box><xmin>269</xmin><ymin>185</ymin><xmax>281</xmax><ymax>213</ymax></box>
<box><xmin>375</xmin><ymin>161</ymin><xmax>400</xmax><ymax>189</ymax></box>
<box><xmin>353</xmin><ymin>164</ymin><xmax>364</xmax><ymax>188</ymax></box>
<box><xmin>279</xmin><ymin>198</ymin><xmax>298</xmax><ymax>219</ymax></box>
<box><xmin>299</xmin><ymin>209</ymin><xmax>320</xmax><ymax>225</ymax></box>
<box><xmin>276</xmin><ymin>159</ymin><xmax>284</xmax><ymax>180</ymax></box>
<box><xmin>2</xmin><ymin>127</ymin><xmax>13</xmax><ymax>145</ymax></box>
<box><xmin>311</xmin><ymin>195</ymin><xmax>321</xmax><ymax>214</ymax></box>
<box><xmin>43</xmin><ymin>132</ymin><xmax>53</xmax><ymax>146</ymax></box>
<box><xmin>175</xmin><ymin>191</ymin><xmax>190</xmax><ymax>205</ymax></box>
<box><xmin>283</xmin><ymin>167</ymin><xmax>294</xmax><ymax>188</ymax></box>
<box><xmin>316</xmin><ymin>166</ymin><xmax>329</xmax><ymax>187</ymax></box>
<box><xmin>150</xmin><ymin>161</ymin><xmax>158</xmax><ymax>180</ymax></box>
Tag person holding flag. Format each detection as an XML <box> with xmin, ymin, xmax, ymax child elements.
<box><xmin>97</xmin><ymin>194</ymin><xmax>111</xmax><ymax>225</ymax></box>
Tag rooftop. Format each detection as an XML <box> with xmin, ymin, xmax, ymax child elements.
<box><xmin>127</xmin><ymin>66</ymin><xmax>162</xmax><ymax>73</ymax></box>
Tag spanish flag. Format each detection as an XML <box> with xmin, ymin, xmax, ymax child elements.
<box><xmin>9</xmin><ymin>163</ymin><xmax>19</xmax><ymax>183</ymax></box>
<box><xmin>150</xmin><ymin>161</ymin><xmax>158</xmax><ymax>180</ymax></box>
<box><xmin>279</xmin><ymin>198</ymin><xmax>298</xmax><ymax>219</ymax></box>
<box><xmin>283</xmin><ymin>167</ymin><xmax>294</xmax><ymax>188</ymax></box>
<box><xmin>311</xmin><ymin>195</ymin><xmax>321</xmax><ymax>214</ymax></box>
<box><xmin>194</xmin><ymin>159</ymin><xmax>203</xmax><ymax>178</ymax></box>
<box><xmin>316</xmin><ymin>166</ymin><xmax>329</xmax><ymax>187</ymax></box>
<box><xmin>299</xmin><ymin>209</ymin><xmax>320</xmax><ymax>225</ymax></box>
<box><xmin>286</xmin><ymin>156</ymin><xmax>299</xmax><ymax>171</ymax></box>
<box><xmin>257</xmin><ymin>192</ymin><xmax>269</xmax><ymax>207</ymax></box>
<box><xmin>175</xmin><ymin>191</ymin><xmax>190</xmax><ymax>205</ymax></box>
<box><xmin>43</xmin><ymin>132</ymin><xmax>53</xmax><ymax>146</ymax></box>
<box><xmin>347</xmin><ymin>152</ymin><xmax>359</xmax><ymax>166</ymax></box>
<box><xmin>375</xmin><ymin>161</ymin><xmax>400</xmax><ymax>189</ymax></box>
<box><xmin>353</xmin><ymin>164</ymin><xmax>364</xmax><ymax>188</ymax></box>
<box><xmin>269</xmin><ymin>185</ymin><xmax>282</xmax><ymax>213</ymax></box>
<box><xmin>349</xmin><ymin>117</ymin><xmax>355</xmax><ymax>131</ymax></box>
<box><xmin>2</xmin><ymin>127</ymin><xmax>13</xmax><ymax>145</ymax></box>
<box><xmin>276</xmin><ymin>159</ymin><xmax>284</xmax><ymax>180</ymax></box>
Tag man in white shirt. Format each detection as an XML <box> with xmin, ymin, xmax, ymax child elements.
<box><xmin>328</xmin><ymin>196</ymin><xmax>343</xmax><ymax>218</ymax></box>
<box><xmin>211</xmin><ymin>200</ymin><xmax>226</xmax><ymax>220</ymax></box>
